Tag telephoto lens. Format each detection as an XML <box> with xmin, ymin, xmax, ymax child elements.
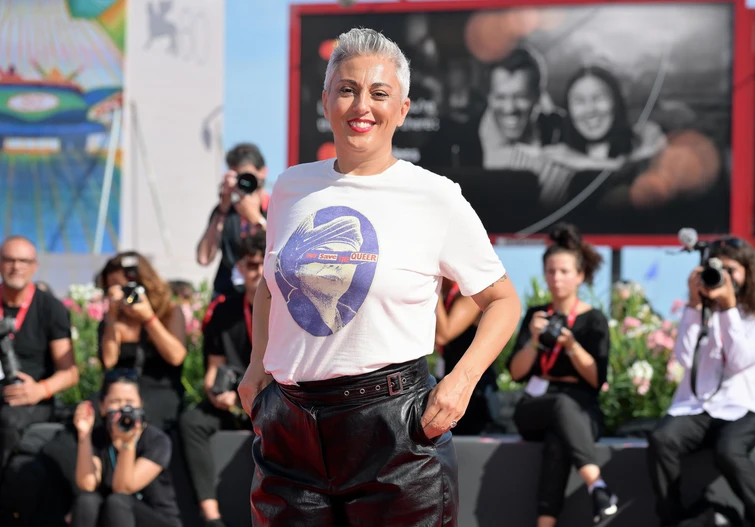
<box><xmin>236</xmin><ymin>173</ymin><xmax>258</xmax><ymax>194</ymax></box>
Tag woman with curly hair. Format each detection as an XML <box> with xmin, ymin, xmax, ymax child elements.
<box><xmin>97</xmin><ymin>252</ymin><xmax>187</xmax><ymax>432</ymax></box>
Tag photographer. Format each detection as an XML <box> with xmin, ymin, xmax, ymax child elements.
<box><xmin>71</xmin><ymin>371</ymin><xmax>181</xmax><ymax>527</ymax></box>
<box><xmin>648</xmin><ymin>237</ymin><xmax>755</xmax><ymax>527</ymax></box>
<box><xmin>196</xmin><ymin>143</ymin><xmax>269</xmax><ymax>298</ymax></box>
<box><xmin>0</xmin><ymin>236</ymin><xmax>79</xmax><ymax>471</ymax></box>
<box><xmin>97</xmin><ymin>252</ymin><xmax>187</xmax><ymax>432</ymax></box>
<box><xmin>180</xmin><ymin>232</ymin><xmax>264</xmax><ymax>527</ymax></box>
<box><xmin>506</xmin><ymin>223</ymin><xmax>618</xmax><ymax>526</ymax></box>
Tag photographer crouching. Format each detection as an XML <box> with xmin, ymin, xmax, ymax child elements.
<box><xmin>506</xmin><ymin>224</ymin><xmax>618</xmax><ymax>526</ymax></box>
<box><xmin>71</xmin><ymin>371</ymin><xmax>181</xmax><ymax>527</ymax></box>
<box><xmin>179</xmin><ymin>231</ymin><xmax>265</xmax><ymax>527</ymax></box>
<box><xmin>648</xmin><ymin>237</ymin><xmax>755</xmax><ymax>526</ymax></box>
<box><xmin>0</xmin><ymin>236</ymin><xmax>79</xmax><ymax>473</ymax></box>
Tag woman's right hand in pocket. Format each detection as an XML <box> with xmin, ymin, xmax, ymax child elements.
<box><xmin>73</xmin><ymin>401</ymin><xmax>95</xmax><ymax>439</ymax></box>
<box><xmin>238</xmin><ymin>364</ymin><xmax>272</xmax><ymax>418</ymax></box>
<box><xmin>528</xmin><ymin>311</ymin><xmax>549</xmax><ymax>345</ymax></box>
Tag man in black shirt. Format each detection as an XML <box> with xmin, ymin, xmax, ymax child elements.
<box><xmin>180</xmin><ymin>231</ymin><xmax>265</xmax><ymax>527</ymax></box>
<box><xmin>0</xmin><ymin>236</ymin><xmax>79</xmax><ymax>471</ymax></box>
<box><xmin>196</xmin><ymin>143</ymin><xmax>269</xmax><ymax>297</ymax></box>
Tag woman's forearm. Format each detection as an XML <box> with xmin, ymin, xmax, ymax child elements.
<box><xmin>249</xmin><ymin>279</ymin><xmax>272</xmax><ymax>382</ymax></box>
<box><xmin>111</xmin><ymin>445</ymin><xmax>138</xmax><ymax>494</ymax></box>
<box><xmin>101</xmin><ymin>321</ymin><xmax>120</xmax><ymax>369</ymax></box>
<box><xmin>509</xmin><ymin>343</ymin><xmax>538</xmax><ymax>381</ymax></box>
<box><xmin>196</xmin><ymin>213</ymin><xmax>224</xmax><ymax>266</ymax></box>
<box><xmin>567</xmin><ymin>343</ymin><xmax>598</xmax><ymax>388</ymax></box>
<box><xmin>75</xmin><ymin>435</ymin><xmax>98</xmax><ymax>492</ymax></box>
<box><xmin>454</xmin><ymin>296</ymin><xmax>521</xmax><ymax>382</ymax></box>
<box><xmin>144</xmin><ymin>319</ymin><xmax>187</xmax><ymax>366</ymax></box>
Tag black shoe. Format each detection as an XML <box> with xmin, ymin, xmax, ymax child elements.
<box><xmin>592</xmin><ymin>486</ymin><xmax>619</xmax><ymax>523</ymax></box>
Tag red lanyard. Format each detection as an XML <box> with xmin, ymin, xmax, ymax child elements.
<box><xmin>539</xmin><ymin>300</ymin><xmax>579</xmax><ymax>376</ymax></box>
<box><xmin>0</xmin><ymin>283</ymin><xmax>36</xmax><ymax>340</ymax></box>
<box><xmin>243</xmin><ymin>301</ymin><xmax>253</xmax><ymax>345</ymax></box>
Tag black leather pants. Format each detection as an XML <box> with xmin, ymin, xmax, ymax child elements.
<box><xmin>250</xmin><ymin>358</ymin><xmax>459</xmax><ymax>526</ymax></box>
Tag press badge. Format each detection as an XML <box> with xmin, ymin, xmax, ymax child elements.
<box><xmin>525</xmin><ymin>376</ymin><xmax>549</xmax><ymax>397</ymax></box>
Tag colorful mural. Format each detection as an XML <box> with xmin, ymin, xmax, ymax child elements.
<box><xmin>0</xmin><ymin>0</ymin><xmax>125</xmax><ymax>253</ymax></box>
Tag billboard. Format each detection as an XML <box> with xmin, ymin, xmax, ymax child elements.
<box><xmin>0</xmin><ymin>0</ymin><xmax>125</xmax><ymax>253</ymax></box>
<box><xmin>290</xmin><ymin>1</ymin><xmax>755</xmax><ymax>247</ymax></box>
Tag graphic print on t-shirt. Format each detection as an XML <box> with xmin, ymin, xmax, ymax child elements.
<box><xmin>275</xmin><ymin>206</ymin><xmax>379</xmax><ymax>336</ymax></box>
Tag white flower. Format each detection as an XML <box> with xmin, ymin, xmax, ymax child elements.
<box><xmin>608</xmin><ymin>319</ymin><xmax>619</xmax><ymax>328</ymax></box>
<box><xmin>68</xmin><ymin>283</ymin><xmax>103</xmax><ymax>304</ymax></box>
<box><xmin>628</xmin><ymin>360</ymin><xmax>654</xmax><ymax>382</ymax></box>
<box><xmin>498</xmin><ymin>371</ymin><xmax>512</xmax><ymax>385</ymax></box>
<box><xmin>71</xmin><ymin>327</ymin><xmax>79</xmax><ymax>342</ymax></box>
<box><xmin>639</xmin><ymin>305</ymin><xmax>651</xmax><ymax>318</ymax></box>
<box><xmin>630</xmin><ymin>282</ymin><xmax>645</xmax><ymax>296</ymax></box>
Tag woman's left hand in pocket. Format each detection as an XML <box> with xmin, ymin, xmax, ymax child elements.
<box><xmin>420</xmin><ymin>370</ymin><xmax>474</xmax><ymax>439</ymax></box>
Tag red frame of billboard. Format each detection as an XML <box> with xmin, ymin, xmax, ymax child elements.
<box><xmin>289</xmin><ymin>0</ymin><xmax>755</xmax><ymax>248</ymax></box>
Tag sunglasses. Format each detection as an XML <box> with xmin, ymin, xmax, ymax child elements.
<box><xmin>711</xmin><ymin>237</ymin><xmax>745</xmax><ymax>249</ymax></box>
<box><xmin>103</xmin><ymin>368</ymin><xmax>139</xmax><ymax>383</ymax></box>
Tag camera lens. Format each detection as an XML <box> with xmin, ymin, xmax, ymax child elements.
<box><xmin>236</xmin><ymin>173</ymin><xmax>258</xmax><ymax>194</ymax></box>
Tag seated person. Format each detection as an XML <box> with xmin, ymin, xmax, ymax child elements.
<box><xmin>97</xmin><ymin>252</ymin><xmax>187</xmax><ymax>432</ymax></box>
<box><xmin>507</xmin><ymin>223</ymin><xmax>618</xmax><ymax>526</ymax></box>
<box><xmin>648</xmin><ymin>237</ymin><xmax>755</xmax><ymax>527</ymax></box>
<box><xmin>0</xmin><ymin>235</ymin><xmax>78</xmax><ymax>472</ymax></box>
<box><xmin>71</xmin><ymin>371</ymin><xmax>182</xmax><ymax>527</ymax></box>
<box><xmin>180</xmin><ymin>232</ymin><xmax>265</xmax><ymax>527</ymax></box>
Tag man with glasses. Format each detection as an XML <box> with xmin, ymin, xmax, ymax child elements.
<box><xmin>0</xmin><ymin>236</ymin><xmax>79</xmax><ymax>472</ymax></box>
<box><xmin>180</xmin><ymin>231</ymin><xmax>265</xmax><ymax>527</ymax></box>
<box><xmin>648</xmin><ymin>236</ymin><xmax>755</xmax><ymax>526</ymax></box>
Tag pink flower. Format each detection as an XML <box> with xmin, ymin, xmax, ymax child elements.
<box><xmin>186</xmin><ymin>317</ymin><xmax>200</xmax><ymax>336</ymax></box>
<box><xmin>622</xmin><ymin>317</ymin><xmax>642</xmax><ymax>331</ymax></box>
<box><xmin>671</xmin><ymin>299</ymin><xmax>685</xmax><ymax>315</ymax></box>
<box><xmin>191</xmin><ymin>301</ymin><xmax>204</xmax><ymax>313</ymax></box>
<box><xmin>62</xmin><ymin>297</ymin><xmax>82</xmax><ymax>314</ymax></box>
<box><xmin>662</xmin><ymin>320</ymin><xmax>673</xmax><ymax>331</ymax></box>
<box><xmin>601</xmin><ymin>382</ymin><xmax>610</xmax><ymax>392</ymax></box>
<box><xmin>647</xmin><ymin>329</ymin><xmax>675</xmax><ymax>351</ymax></box>
<box><xmin>666</xmin><ymin>359</ymin><xmax>685</xmax><ymax>384</ymax></box>
<box><xmin>637</xmin><ymin>380</ymin><xmax>650</xmax><ymax>396</ymax></box>
<box><xmin>87</xmin><ymin>301</ymin><xmax>105</xmax><ymax>321</ymax></box>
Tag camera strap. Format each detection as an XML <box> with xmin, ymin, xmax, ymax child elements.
<box><xmin>540</xmin><ymin>301</ymin><xmax>579</xmax><ymax>376</ymax></box>
<box><xmin>243</xmin><ymin>301</ymin><xmax>253</xmax><ymax>346</ymax></box>
<box><xmin>0</xmin><ymin>283</ymin><xmax>36</xmax><ymax>340</ymax></box>
<box><xmin>690</xmin><ymin>307</ymin><xmax>726</xmax><ymax>402</ymax></box>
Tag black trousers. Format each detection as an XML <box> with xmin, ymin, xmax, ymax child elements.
<box><xmin>648</xmin><ymin>412</ymin><xmax>755</xmax><ymax>526</ymax></box>
<box><xmin>0</xmin><ymin>402</ymin><xmax>53</xmax><ymax>472</ymax></box>
<box><xmin>141</xmin><ymin>385</ymin><xmax>183</xmax><ymax>433</ymax></box>
<box><xmin>514</xmin><ymin>393</ymin><xmax>601</xmax><ymax>518</ymax></box>
<box><xmin>71</xmin><ymin>492</ymin><xmax>179</xmax><ymax>527</ymax></box>
<box><xmin>250</xmin><ymin>358</ymin><xmax>458</xmax><ymax>527</ymax></box>
<box><xmin>179</xmin><ymin>400</ymin><xmax>250</xmax><ymax>502</ymax></box>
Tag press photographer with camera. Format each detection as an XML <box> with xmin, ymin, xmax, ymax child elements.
<box><xmin>196</xmin><ymin>143</ymin><xmax>269</xmax><ymax>298</ymax></box>
<box><xmin>647</xmin><ymin>236</ymin><xmax>755</xmax><ymax>527</ymax></box>
<box><xmin>71</xmin><ymin>370</ymin><xmax>181</xmax><ymax>527</ymax></box>
<box><xmin>180</xmin><ymin>232</ymin><xmax>264</xmax><ymax>527</ymax></box>
<box><xmin>0</xmin><ymin>236</ymin><xmax>79</xmax><ymax>471</ymax></box>
<box><xmin>507</xmin><ymin>223</ymin><xmax>617</xmax><ymax>526</ymax></box>
<box><xmin>97</xmin><ymin>252</ymin><xmax>187</xmax><ymax>432</ymax></box>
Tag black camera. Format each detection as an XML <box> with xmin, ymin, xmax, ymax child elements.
<box><xmin>0</xmin><ymin>318</ymin><xmax>22</xmax><ymax>385</ymax></box>
<box><xmin>236</xmin><ymin>173</ymin><xmax>259</xmax><ymax>194</ymax></box>
<box><xmin>211</xmin><ymin>364</ymin><xmax>243</xmax><ymax>396</ymax></box>
<box><xmin>700</xmin><ymin>257</ymin><xmax>733</xmax><ymax>290</ymax></box>
<box><xmin>539</xmin><ymin>312</ymin><xmax>568</xmax><ymax>350</ymax></box>
<box><xmin>108</xmin><ymin>405</ymin><xmax>145</xmax><ymax>433</ymax></box>
<box><xmin>120</xmin><ymin>255</ymin><xmax>145</xmax><ymax>304</ymax></box>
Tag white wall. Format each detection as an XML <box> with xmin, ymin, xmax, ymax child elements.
<box><xmin>121</xmin><ymin>0</ymin><xmax>225</xmax><ymax>285</ymax></box>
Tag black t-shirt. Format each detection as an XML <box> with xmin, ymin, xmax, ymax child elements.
<box><xmin>209</xmin><ymin>207</ymin><xmax>266</xmax><ymax>296</ymax></box>
<box><xmin>1</xmin><ymin>288</ymin><xmax>71</xmax><ymax>385</ymax></box>
<box><xmin>203</xmin><ymin>294</ymin><xmax>251</xmax><ymax>371</ymax></box>
<box><xmin>91</xmin><ymin>424</ymin><xmax>180</xmax><ymax>524</ymax></box>
<box><xmin>507</xmin><ymin>304</ymin><xmax>609</xmax><ymax>408</ymax></box>
<box><xmin>97</xmin><ymin>308</ymin><xmax>184</xmax><ymax>395</ymax></box>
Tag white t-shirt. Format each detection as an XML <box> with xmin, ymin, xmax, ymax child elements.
<box><xmin>262</xmin><ymin>158</ymin><xmax>506</xmax><ymax>384</ymax></box>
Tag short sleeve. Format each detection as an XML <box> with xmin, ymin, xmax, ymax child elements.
<box><xmin>580</xmin><ymin>311</ymin><xmax>610</xmax><ymax>386</ymax></box>
<box><xmin>438</xmin><ymin>184</ymin><xmax>505</xmax><ymax>297</ymax></box>
<box><xmin>140</xmin><ymin>429</ymin><xmax>172</xmax><ymax>469</ymax></box>
<box><xmin>47</xmin><ymin>296</ymin><xmax>72</xmax><ymax>341</ymax></box>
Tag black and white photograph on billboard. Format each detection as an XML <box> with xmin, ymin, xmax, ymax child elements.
<box><xmin>296</xmin><ymin>4</ymin><xmax>732</xmax><ymax>237</ymax></box>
